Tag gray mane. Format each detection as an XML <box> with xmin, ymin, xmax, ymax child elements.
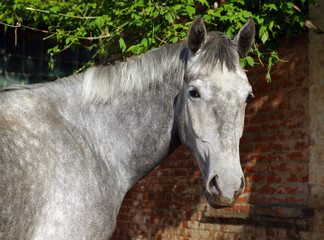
<box><xmin>82</xmin><ymin>31</ymin><xmax>238</xmax><ymax>103</ymax></box>
<box><xmin>82</xmin><ymin>42</ymin><xmax>189</xmax><ymax>103</ymax></box>
<box><xmin>0</xmin><ymin>32</ymin><xmax>238</xmax><ymax>101</ymax></box>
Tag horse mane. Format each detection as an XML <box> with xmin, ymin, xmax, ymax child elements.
<box><xmin>82</xmin><ymin>31</ymin><xmax>238</xmax><ymax>103</ymax></box>
<box><xmin>0</xmin><ymin>32</ymin><xmax>238</xmax><ymax>102</ymax></box>
<box><xmin>82</xmin><ymin>42</ymin><xmax>189</xmax><ymax>103</ymax></box>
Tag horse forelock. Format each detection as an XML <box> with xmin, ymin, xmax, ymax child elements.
<box><xmin>189</xmin><ymin>31</ymin><xmax>239</xmax><ymax>74</ymax></box>
<box><xmin>82</xmin><ymin>43</ymin><xmax>188</xmax><ymax>103</ymax></box>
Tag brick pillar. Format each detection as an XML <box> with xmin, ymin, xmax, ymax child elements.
<box><xmin>308</xmin><ymin>0</ymin><xmax>324</xmax><ymax>237</ymax></box>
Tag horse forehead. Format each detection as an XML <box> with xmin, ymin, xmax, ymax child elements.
<box><xmin>209</xmin><ymin>65</ymin><xmax>249</xmax><ymax>93</ymax></box>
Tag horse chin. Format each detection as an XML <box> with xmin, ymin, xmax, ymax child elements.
<box><xmin>205</xmin><ymin>191</ymin><xmax>235</xmax><ymax>209</ymax></box>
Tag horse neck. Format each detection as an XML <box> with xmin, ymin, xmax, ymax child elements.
<box><xmin>59</xmin><ymin>48</ymin><xmax>186</xmax><ymax>191</ymax></box>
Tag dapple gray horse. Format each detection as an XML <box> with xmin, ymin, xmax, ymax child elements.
<box><xmin>0</xmin><ymin>17</ymin><xmax>254</xmax><ymax>239</ymax></box>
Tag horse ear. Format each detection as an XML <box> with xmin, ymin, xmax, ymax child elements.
<box><xmin>234</xmin><ymin>17</ymin><xmax>255</xmax><ymax>58</ymax></box>
<box><xmin>187</xmin><ymin>16</ymin><xmax>207</xmax><ymax>54</ymax></box>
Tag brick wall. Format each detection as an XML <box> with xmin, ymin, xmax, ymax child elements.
<box><xmin>1</xmin><ymin>7</ymin><xmax>322</xmax><ymax>239</ymax></box>
<box><xmin>308</xmin><ymin>1</ymin><xmax>324</xmax><ymax>238</ymax></box>
<box><xmin>112</xmin><ymin>32</ymin><xmax>319</xmax><ymax>239</ymax></box>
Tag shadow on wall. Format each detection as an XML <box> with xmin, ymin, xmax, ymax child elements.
<box><xmin>112</xmin><ymin>147</ymin><xmax>206</xmax><ymax>239</ymax></box>
<box><xmin>236</xmin><ymin>33</ymin><xmax>312</xmax><ymax>239</ymax></box>
<box><xmin>112</xmin><ymin>34</ymin><xmax>312</xmax><ymax>239</ymax></box>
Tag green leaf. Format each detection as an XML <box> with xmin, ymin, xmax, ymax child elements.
<box><xmin>196</xmin><ymin>0</ymin><xmax>209</xmax><ymax>6</ymax></box>
<box><xmin>240</xmin><ymin>58</ymin><xmax>246</xmax><ymax>68</ymax></box>
<box><xmin>261</xmin><ymin>30</ymin><xmax>269</xmax><ymax>44</ymax></box>
<box><xmin>7</xmin><ymin>17</ymin><xmax>14</xmax><ymax>25</ymax></box>
<box><xmin>269</xmin><ymin>21</ymin><xmax>274</xmax><ymax>31</ymax></box>
<box><xmin>126</xmin><ymin>45</ymin><xmax>138</xmax><ymax>53</ymax></box>
<box><xmin>171</xmin><ymin>36</ymin><xmax>178</xmax><ymax>43</ymax></box>
<box><xmin>185</xmin><ymin>6</ymin><xmax>196</xmax><ymax>17</ymax></box>
<box><xmin>255</xmin><ymin>15</ymin><xmax>264</xmax><ymax>25</ymax></box>
<box><xmin>102</xmin><ymin>15</ymin><xmax>111</xmax><ymax>22</ymax></box>
<box><xmin>264</xmin><ymin>4</ymin><xmax>278</xmax><ymax>11</ymax></box>
<box><xmin>94</xmin><ymin>17</ymin><xmax>105</xmax><ymax>29</ymax></box>
<box><xmin>154</xmin><ymin>24</ymin><xmax>161</xmax><ymax>32</ymax></box>
<box><xmin>66</xmin><ymin>37</ymin><xmax>74</xmax><ymax>45</ymax></box>
<box><xmin>165</xmin><ymin>12</ymin><xmax>174</xmax><ymax>23</ymax></box>
<box><xmin>242</xmin><ymin>11</ymin><xmax>252</xmax><ymax>18</ymax></box>
<box><xmin>259</xmin><ymin>25</ymin><xmax>267</xmax><ymax>38</ymax></box>
<box><xmin>266</xmin><ymin>71</ymin><xmax>272</xmax><ymax>83</ymax></box>
<box><xmin>203</xmin><ymin>14</ymin><xmax>211</xmax><ymax>21</ymax></box>
<box><xmin>50</xmin><ymin>6</ymin><xmax>60</xmax><ymax>14</ymax></box>
<box><xmin>141</xmin><ymin>38</ymin><xmax>148</xmax><ymax>48</ymax></box>
<box><xmin>119</xmin><ymin>37</ymin><xmax>126</xmax><ymax>52</ymax></box>
<box><xmin>246</xmin><ymin>56</ymin><xmax>254</xmax><ymax>67</ymax></box>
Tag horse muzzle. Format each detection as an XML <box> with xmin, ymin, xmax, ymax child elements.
<box><xmin>205</xmin><ymin>174</ymin><xmax>245</xmax><ymax>208</ymax></box>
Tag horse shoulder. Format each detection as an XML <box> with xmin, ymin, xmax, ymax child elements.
<box><xmin>0</xmin><ymin>89</ymin><xmax>122</xmax><ymax>239</ymax></box>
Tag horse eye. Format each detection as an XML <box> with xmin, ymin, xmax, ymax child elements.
<box><xmin>189</xmin><ymin>89</ymin><xmax>200</xmax><ymax>98</ymax></box>
<box><xmin>246</xmin><ymin>93</ymin><xmax>255</xmax><ymax>103</ymax></box>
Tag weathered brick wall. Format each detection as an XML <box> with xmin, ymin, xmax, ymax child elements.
<box><xmin>1</xmin><ymin>6</ymin><xmax>322</xmax><ymax>239</ymax></box>
<box><xmin>112</xmin><ymin>32</ymin><xmax>319</xmax><ymax>240</ymax></box>
<box><xmin>308</xmin><ymin>1</ymin><xmax>324</xmax><ymax>238</ymax></box>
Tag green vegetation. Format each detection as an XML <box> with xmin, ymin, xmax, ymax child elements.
<box><xmin>0</xmin><ymin>0</ymin><xmax>315</xmax><ymax>81</ymax></box>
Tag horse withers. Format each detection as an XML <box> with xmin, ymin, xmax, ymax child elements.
<box><xmin>0</xmin><ymin>17</ymin><xmax>254</xmax><ymax>239</ymax></box>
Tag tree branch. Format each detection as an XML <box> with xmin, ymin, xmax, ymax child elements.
<box><xmin>26</xmin><ymin>7</ymin><xmax>98</xmax><ymax>20</ymax></box>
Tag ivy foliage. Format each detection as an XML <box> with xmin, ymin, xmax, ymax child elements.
<box><xmin>0</xmin><ymin>0</ymin><xmax>316</xmax><ymax>81</ymax></box>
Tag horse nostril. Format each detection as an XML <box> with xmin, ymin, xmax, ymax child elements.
<box><xmin>234</xmin><ymin>177</ymin><xmax>245</xmax><ymax>199</ymax></box>
<box><xmin>211</xmin><ymin>175</ymin><xmax>220</xmax><ymax>193</ymax></box>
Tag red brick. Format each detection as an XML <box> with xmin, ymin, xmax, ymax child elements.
<box><xmin>240</xmin><ymin>154</ymin><xmax>250</xmax><ymax>163</ymax></box>
<box><xmin>243</xmin><ymin>184</ymin><xmax>256</xmax><ymax>193</ymax></box>
<box><xmin>256</xmin><ymin>153</ymin><xmax>285</xmax><ymax>162</ymax></box>
<box><xmin>287</xmin><ymin>152</ymin><xmax>305</xmax><ymax>161</ymax></box>
<box><xmin>156</xmin><ymin>234</ymin><xmax>162</xmax><ymax>240</ymax></box>
<box><xmin>236</xmin><ymin>204</ymin><xmax>251</xmax><ymax>214</ymax></box>
<box><xmin>249</xmin><ymin>194</ymin><xmax>267</xmax><ymax>203</ymax></box>
<box><xmin>267</xmin><ymin>174</ymin><xmax>285</xmax><ymax>183</ymax></box>
<box><xmin>268</xmin><ymin>132</ymin><xmax>287</xmax><ymax>142</ymax></box>
<box><xmin>287</xmin><ymin>174</ymin><xmax>308</xmax><ymax>183</ymax></box>
<box><xmin>233</xmin><ymin>233</ymin><xmax>240</xmax><ymax>240</ymax></box>
<box><xmin>286</xmin><ymin>196</ymin><xmax>308</xmax><ymax>205</ymax></box>
<box><xmin>247</xmin><ymin>174</ymin><xmax>266</xmax><ymax>183</ymax></box>
<box><xmin>209</xmin><ymin>232</ymin><xmax>225</xmax><ymax>239</ymax></box>
<box><xmin>254</xmin><ymin>144</ymin><xmax>272</xmax><ymax>153</ymax></box>
<box><xmin>267</xmin><ymin>196</ymin><xmax>289</xmax><ymax>204</ymax></box>
<box><xmin>269</xmin><ymin>69</ymin><xmax>287</xmax><ymax>81</ymax></box>
<box><xmin>242</xmin><ymin>125</ymin><xmax>260</xmax><ymax>134</ymax></box>
<box><xmin>294</xmin><ymin>141</ymin><xmax>309</xmax><ymax>150</ymax></box>
<box><xmin>236</xmin><ymin>194</ymin><xmax>248</xmax><ymax>203</ymax></box>
<box><xmin>242</xmin><ymin>163</ymin><xmax>256</xmax><ymax>173</ymax></box>
<box><xmin>267</xmin><ymin>163</ymin><xmax>287</xmax><ymax>172</ymax></box>
<box><xmin>258</xmin><ymin>185</ymin><xmax>277</xmax><ymax>194</ymax></box>
<box><xmin>296</xmin><ymin>163</ymin><xmax>308</xmax><ymax>173</ymax></box>
<box><xmin>286</xmin><ymin>119</ymin><xmax>307</xmax><ymax>129</ymax></box>
<box><xmin>250</xmin><ymin>134</ymin><xmax>268</xmax><ymax>143</ymax></box>
<box><xmin>276</xmin><ymin>185</ymin><xmax>307</xmax><ymax>195</ymax></box>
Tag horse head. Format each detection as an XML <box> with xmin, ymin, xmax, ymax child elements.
<box><xmin>177</xmin><ymin>17</ymin><xmax>255</xmax><ymax>207</ymax></box>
